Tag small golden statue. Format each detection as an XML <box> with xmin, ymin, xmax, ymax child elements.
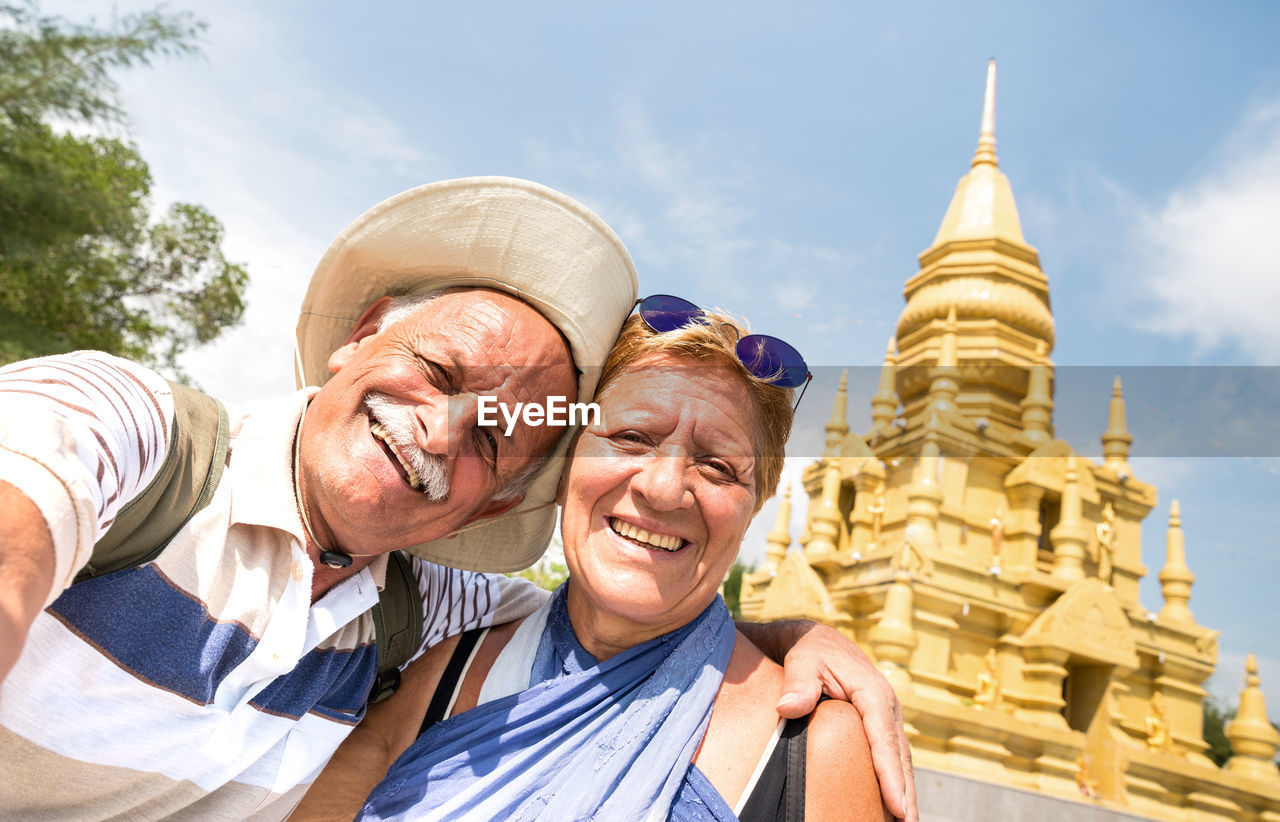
<box><xmin>974</xmin><ymin>648</ymin><xmax>1001</xmax><ymax>709</ymax></box>
<box><xmin>867</xmin><ymin>484</ymin><xmax>886</xmax><ymax>549</ymax></box>
<box><xmin>1145</xmin><ymin>691</ymin><xmax>1171</xmax><ymax>751</ymax></box>
<box><xmin>1095</xmin><ymin>500</ymin><xmax>1116</xmax><ymax>587</ymax></box>
<box><xmin>988</xmin><ymin>508</ymin><xmax>1005</xmax><ymax>572</ymax></box>
<box><xmin>1074</xmin><ymin>753</ymin><xmax>1099</xmax><ymax>798</ymax></box>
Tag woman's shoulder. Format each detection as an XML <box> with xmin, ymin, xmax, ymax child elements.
<box><xmin>708</xmin><ymin>629</ymin><xmax>786</xmax><ymax>729</ymax></box>
<box><xmin>806</xmin><ymin>699</ymin><xmax>865</xmax><ymax>750</ymax></box>
<box><xmin>691</xmin><ymin>631</ymin><xmax>787</xmax><ymax>811</ymax></box>
<box><xmin>804</xmin><ymin>700</ymin><xmax>891</xmax><ymax>821</ymax></box>
<box><xmin>728</xmin><ymin>628</ymin><xmax>785</xmax><ymax>686</ymax></box>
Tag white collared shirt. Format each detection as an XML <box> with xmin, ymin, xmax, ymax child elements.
<box><xmin>0</xmin><ymin>352</ymin><xmax>543</xmax><ymax>820</ymax></box>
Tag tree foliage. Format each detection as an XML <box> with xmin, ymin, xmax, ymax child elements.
<box><xmin>722</xmin><ymin>560</ymin><xmax>753</xmax><ymax>619</ymax></box>
<box><xmin>513</xmin><ymin>534</ymin><xmax>570</xmax><ymax>592</ymax></box>
<box><xmin>0</xmin><ymin>2</ymin><xmax>246</xmax><ymax>373</ymax></box>
<box><xmin>1203</xmin><ymin>696</ymin><xmax>1234</xmax><ymax>767</ymax></box>
<box><xmin>1201</xmin><ymin>695</ymin><xmax>1280</xmax><ymax>771</ymax></box>
<box><xmin>514</xmin><ymin>559</ymin><xmax>570</xmax><ymax>593</ymax></box>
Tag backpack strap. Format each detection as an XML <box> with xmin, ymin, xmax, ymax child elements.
<box><xmin>77</xmin><ymin>380</ymin><xmax>230</xmax><ymax>583</ymax></box>
<box><xmin>367</xmin><ymin>549</ymin><xmax>424</xmax><ymax>704</ymax></box>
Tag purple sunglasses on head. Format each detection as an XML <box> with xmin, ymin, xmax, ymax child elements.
<box><xmin>634</xmin><ymin>294</ymin><xmax>813</xmax><ymax>409</ymax></box>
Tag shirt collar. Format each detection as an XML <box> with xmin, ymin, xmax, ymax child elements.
<box><xmin>228</xmin><ymin>388</ymin><xmax>394</xmax><ymax>592</ymax></box>
<box><xmin>226</xmin><ymin>387</ymin><xmax>314</xmax><ymax>540</ymax></box>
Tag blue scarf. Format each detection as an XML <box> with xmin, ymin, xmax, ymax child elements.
<box><xmin>359</xmin><ymin>583</ymin><xmax>735</xmax><ymax>821</ymax></box>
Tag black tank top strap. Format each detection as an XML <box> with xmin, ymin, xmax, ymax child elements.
<box><xmin>417</xmin><ymin>626</ymin><xmax>486</xmax><ymax>738</ymax></box>
<box><xmin>783</xmin><ymin>711</ymin><xmax>808</xmax><ymax>822</ymax></box>
<box><xmin>737</xmin><ymin>712</ymin><xmax>812</xmax><ymax>822</ymax></box>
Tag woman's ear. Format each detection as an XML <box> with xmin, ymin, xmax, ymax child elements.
<box><xmin>328</xmin><ymin>296</ymin><xmax>395</xmax><ymax>374</ymax></box>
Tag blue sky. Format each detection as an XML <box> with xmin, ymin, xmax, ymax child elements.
<box><xmin>50</xmin><ymin>0</ymin><xmax>1280</xmax><ymax>709</ymax></box>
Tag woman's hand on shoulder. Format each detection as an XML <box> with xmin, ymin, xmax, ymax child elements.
<box><xmin>806</xmin><ymin>700</ymin><xmax>893</xmax><ymax>822</ymax></box>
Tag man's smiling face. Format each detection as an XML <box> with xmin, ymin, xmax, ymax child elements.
<box><xmin>299</xmin><ymin>288</ymin><xmax>577</xmax><ymax>556</ymax></box>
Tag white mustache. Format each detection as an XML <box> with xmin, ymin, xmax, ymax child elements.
<box><xmin>365</xmin><ymin>393</ymin><xmax>450</xmax><ymax>501</ymax></box>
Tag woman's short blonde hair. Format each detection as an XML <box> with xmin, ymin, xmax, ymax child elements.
<box><xmin>596</xmin><ymin>312</ymin><xmax>794</xmax><ymax>514</ymax></box>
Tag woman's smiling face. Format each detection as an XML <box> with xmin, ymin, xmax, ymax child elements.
<box><xmin>559</xmin><ymin>353</ymin><xmax>760</xmax><ymax>654</ymax></box>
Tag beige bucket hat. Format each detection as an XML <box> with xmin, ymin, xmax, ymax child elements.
<box><xmin>295</xmin><ymin>176</ymin><xmax>638</xmax><ymax>572</ymax></box>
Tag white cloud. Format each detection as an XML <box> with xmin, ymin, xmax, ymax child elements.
<box><xmin>1131</xmin><ymin>101</ymin><xmax>1280</xmax><ymax>364</ymax></box>
<box><xmin>1126</xmin><ymin>457</ymin><xmax>1196</xmax><ymax>491</ymax></box>
<box><xmin>613</xmin><ymin>101</ymin><xmax>755</xmax><ymax>278</ymax></box>
<box><xmin>528</xmin><ymin>101</ymin><xmax>857</xmax><ymax>297</ymax></box>
<box><xmin>775</xmin><ymin>281</ymin><xmax>818</xmax><ymax>313</ymax></box>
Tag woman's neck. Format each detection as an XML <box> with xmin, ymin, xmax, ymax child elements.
<box><xmin>564</xmin><ymin>580</ymin><xmax>683</xmax><ymax>662</ymax></box>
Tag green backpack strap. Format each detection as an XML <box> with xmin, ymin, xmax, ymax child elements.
<box><xmin>77</xmin><ymin>380</ymin><xmax>230</xmax><ymax>583</ymax></box>
<box><xmin>367</xmin><ymin>549</ymin><xmax>424</xmax><ymax>704</ymax></box>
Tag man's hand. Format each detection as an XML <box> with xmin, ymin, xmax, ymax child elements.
<box><xmin>737</xmin><ymin>619</ymin><xmax>917</xmax><ymax>822</ymax></box>
<box><xmin>0</xmin><ymin>481</ymin><xmax>57</xmax><ymax>692</ymax></box>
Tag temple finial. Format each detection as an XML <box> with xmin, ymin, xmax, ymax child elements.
<box><xmin>1225</xmin><ymin>653</ymin><xmax>1280</xmax><ymax>781</ymax></box>
<box><xmin>928</xmin><ymin>308</ymin><xmax>960</xmax><ymax>414</ymax></box>
<box><xmin>972</xmin><ymin>60</ymin><xmax>998</xmax><ymax>168</ymax></box>
<box><xmin>824</xmin><ymin>370</ymin><xmax>850</xmax><ymax>455</ymax></box>
<box><xmin>1159</xmin><ymin>500</ymin><xmax>1196</xmax><ymax>625</ymax></box>
<box><xmin>1051</xmin><ymin>455</ymin><xmax>1088</xmax><ymax>581</ymax></box>
<box><xmin>870</xmin><ymin>338</ymin><xmax>899</xmax><ymax>435</ymax></box>
<box><xmin>1102</xmin><ymin>376</ymin><xmax>1133</xmax><ymax>473</ymax></box>
<box><xmin>1020</xmin><ymin>339</ymin><xmax>1053</xmax><ymax>444</ymax></box>
<box><xmin>806</xmin><ymin>459</ymin><xmax>844</xmax><ymax>565</ymax></box>
<box><xmin>764</xmin><ymin>483</ymin><xmax>792</xmax><ymax>573</ymax></box>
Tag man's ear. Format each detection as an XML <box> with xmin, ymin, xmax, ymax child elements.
<box><xmin>328</xmin><ymin>296</ymin><xmax>394</xmax><ymax>374</ymax></box>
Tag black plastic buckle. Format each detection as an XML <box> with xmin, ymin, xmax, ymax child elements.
<box><xmin>367</xmin><ymin>666</ymin><xmax>402</xmax><ymax>705</ymax></box>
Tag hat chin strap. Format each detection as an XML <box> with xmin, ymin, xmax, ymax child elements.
<box><xmin>293</xmin><ymin>403</ymin><xmax>354</xmax><ymax>570</ymax></box>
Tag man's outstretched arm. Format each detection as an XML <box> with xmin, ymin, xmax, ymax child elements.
<box><xmin>736</xmin><ymin>619</ymin><xmax>917</xmax><ymax>822</ymax></box>
<box><xmin>0</xmin><ymin>353</ymin><xmax>177</xmax><ymax>692</ymax></box>
<box><xmin>0</xmin><ymin>481</ymin><xmax>56</xmax><ymax>690</ymax></box>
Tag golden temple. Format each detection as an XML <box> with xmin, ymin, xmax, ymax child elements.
<box><xmin>740</xmin><ymin>62</ymin><xmax>1280</xmax><ymax>820</ymax></box>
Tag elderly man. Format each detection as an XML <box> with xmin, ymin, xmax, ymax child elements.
<box><xmin>0</xmin><ymin>178</ymin><xmax>915</xmax><ymax>820</ymax></box>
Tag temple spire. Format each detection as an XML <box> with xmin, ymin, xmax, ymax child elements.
<box><xmin>903</xmin><ymin>430</ymin><xmax>943</xmax><ymax>554</ymax></box>
<box><xmin>869</xmin><ymin>570</ymin><xmax>917</xmax><ymax>695</ymax></box>
<box><xmin>1102</xmin><ymin>376</ymin><xmax>1133</xmax><ymax>473</ymax></box>
<box><xmin>1225</xmin><ymin>654</ymin><xmax>1280</xmax><ymax>781</ymax></box>
<box><xmin>1158</xmin><ymin>501</ymin><xmax>1196</xmax><ymax>625</ymax></box>
<box><xmin>764</xmin><ymin>484</ymin><xmax>792</xmax><ymax>574</ymax></box>
<box><xmin>1019</xmin><ymin>340</ymin><xmax>1054</xmax><ymax>444</ymax></box>
<box><xmin>896</xmin><ymin>61</ymin><xmax>1050</xmax><ymax>432</ymax></box>
<box><xmin>924</xmin><ymin>59</ymin><xmax>1029</xmax><ymax>250</ymax></box>
<box><xmin>824</xmin><ymin>370</ymin><xmax>849</xmax><ymax>455</ymax></box>
<box><xmin>928</xmin><ymin>307</ymin><xmax>961</xmax><ymax>416</ymax></box>
<box><xmin>1050</xmin><ymin>456</ymin><xmax>1088</xmax><ymax>581</ymax></box>
<box><xmin>870</xmin><ymin>338</ymin><xmax>899</xmax><ymax>436</ymax></box>
<box><xmin>972</xmin><ymin>59</ymin><xmax>998</xmax><ymax>168</ymax></box>
<box><xmin>805</xmin><ymin>459</ymin><xmax>843</xmax><ymax>562</ymax></box>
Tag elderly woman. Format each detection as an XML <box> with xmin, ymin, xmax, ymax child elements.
<box><xmin>295</xmin><ymin>298</ymin><xmax>889</xmax><ymax>821</ymax></box>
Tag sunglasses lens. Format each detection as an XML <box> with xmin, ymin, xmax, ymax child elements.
<box><xmin>736</xmin><ymin>334</ymin><xmax>810</xmax><ymax>388</ymax></box>
<box><xmin>639</xmin><ymin>294</ymin><xmax>703</xmax><ymax>333</ymax></box>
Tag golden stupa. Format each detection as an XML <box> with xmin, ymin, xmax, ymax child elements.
<box><xmin>741</xmin><ymin>62</ymin><xmax>1280</xmax><ymax>820</ymax></box>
